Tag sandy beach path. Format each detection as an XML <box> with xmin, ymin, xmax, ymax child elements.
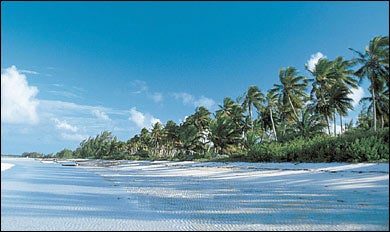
<box><xmin>1</xmin><ymin>158</ymin><xmax>389</xmax><ymax>231</ymax></box>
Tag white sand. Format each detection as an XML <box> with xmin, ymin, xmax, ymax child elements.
<box><xmin>1</xmin><ymin>163</ymin><xmax>14</xmax><ymax>171</ymax></box>
<box><xmin>1</xmin><ymin>157</ymin><xmax>388</xmax><ymax>231</ymax></box>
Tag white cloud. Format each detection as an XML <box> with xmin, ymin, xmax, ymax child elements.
<box><xmin>61</xmin><ymin>132</ymin><xmax>88</xmax><ymax>141</ymax></box>
<box><xmin>1</xmin><ymin>65</ymin><xmax>40</xmax><ymax>124</ymax></box>
<box><xmin>19</xmin><ymin>69</ymin><xmax>40</xmax><ymax>75</ymax></box>
<box><xmin>52</xmin><ymin>118</ymin><xmax>78</xmax><ymax>132</ymax></box>
<box><xmin>306</xmin><ymin>52</ymin><xmax>326</xmax><ymax>72</ymax></box>
<box><xmin>130</xmin><ymin>80</ymin><xmax>148</xmax><ymax>94</ymax></box>
<box><xmin>129</xmin><ymin>107</ymin><xmax>145</xmax><ymax>128</ymax></box>
<box><xmin>349</xmin><ymin>86</ymin><xmax>365</xmax><ymax>108</ymax></box>
<box><xmin>92</xmin><ymin>109</ymin><xmax>111</xmax><ymax>121</ymax></box>
<box><xmin>194</xmin><ymin>96</ymin><xmax>216</xmax><ymax>109</ymax></box>
<box><xmin>150</xmin><ymin>118</ymin><xmax>161</xmax><ymax>126</ymax></box>
<box><xmin>174</xmin><ymin>92</ymin><xmax>195</xmax><ymax>105</ymax></box>
<box><xmin>48</xmin><ymin>90</ymin><xmax>81</xmax><ymax>99</ymax></box>
<box><xmin>128</xmin><ymin>107</ymin><xmax>160</xmax><ymax>129</ymax></box>
<box><xmin>151</xmin><ymin>92</ymin><xmax>163</xmax><ymax>103</ymax></box>
<box><xmin>174</xmin><ymin>92</ymin><xmax>216</xmax><ymax>110</ymax></box>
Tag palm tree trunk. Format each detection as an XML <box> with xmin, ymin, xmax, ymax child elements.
<box><xmin>288</xmin><ymin>96</ymin><xmax>299</xmax><ymax>121</ymax></box>
<box><xmin>381</xmin><ymin>114</ymin><xmax>384</xmax><ymax>129</ymax></box>
<box><xmin>249</xmin><ymin>104</ymin><xmax>253</xmax><ymax>129</ymax></box>
<box><xmin>269</xmin><ymin>108</ymin><xmax>278</xmax><ymax>141</ymax></box>
<box><xmin>334</xmin><ymin>111</ymin><xmax>337</xmax><ymax>136</ymax></box>
<box><xmin>339</xmin><ymin>112</ymin><xmax>343</xmax><ymax>134</ymax></box>
<box><xmin>372</xmin><ymin>88</ymin><xmax>377</xmax><ymax>132</ymax></box>
<box><xmin>325</xmin><ymin>115</ymin><xmax>331</xmax><ymax>135</ymax></box>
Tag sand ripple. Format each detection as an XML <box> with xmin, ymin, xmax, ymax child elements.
<box><xmin>1</xmin><ymin>158</ymin><xmax>388</xmax><ymax>231</ymax></box>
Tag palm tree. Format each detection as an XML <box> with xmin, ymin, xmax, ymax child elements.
<box><xmin>241</xmin><ymin>86</ymin><xmax>265</xmax><ymax>129</ymax></box>
<box><xmin>262</xmin><ymin>90</ymin><xmax>279</xmax><ymax>141</ymax></box>
<box><xmin>209</xmin><ymin>111</ymin><xmax>242</xmax><ymax>155</ymax></box>
<box><xmin>178</xmin><ymin>122</ymin><xmax>198</xmax><ymax>157</ymax></box>
<box><xmin>217</xmin><ymin>97</ymin><xmax>246</xmax><ymax>133</ymax></box>
<box><xmin>349</xmin><ymin>36</ymin><xmax>389</xmax><ymax>131</ymax></box>
<box><xmin>217</xmin><ymin>97</ymin><xmax>236</xmax><ymax>117</ymax></box>
<box><xmin>191</xmin><ymin>106</ymin><xmax>211</xmax><ymax>132</ymax></box>
<box><xmin>307</xmin><ymin>58</ymin><xmax>334</xmax><ymax>134</ymax></box>
<box><xmin>294</xmin><ymin>107</ymin><xmax>327</xmax><ymax>138</ymax></box>
<box><xmin>192</xmin><ymin>106</ymin><xmax>212</xmax><ymax>153</ymax></box>
<box><xmin>328</xmin><ymin>84</ymin><xmax>354</xmax><ymax>135</ymax></box>
<box><xmin>272</xmin><ymin>67</ymin><xmax>308</xmax><ymax>122</ymax></box>
<box><xmin>330</xmin><ymin>56</ymin><xmax>358</xmax><ymax>133</ymax></box>
<box><xmin>360</xmin><ymin>85</ymin><xmax>389</xmax><ymax>129</ymax></box>
<box><xmin>139</xmin><ymin>128</ymin><xmax>152</xmax><ymax>152</ymax></box>
<box><xmin>151</xmin><ymin>122</ymin><xmax>164</xmax><ymax>157</ymax></box>
<box><xmin>164</xmin><ymin>120</ymin><xmax>179</xmax><ymax>157</ymax></box>
<box><xmin>127</xmin><ymin>135</ymin><xmax>141</xmax><ymax>155</ymax></box>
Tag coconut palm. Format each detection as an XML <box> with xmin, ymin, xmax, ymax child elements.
<box><xmin>192</xmin><ymin>106</ymin><xmax>212</xmax><ymax>153</ymax></box>
<box><xmin>164</xmin><ymin>120</ymin><xmax>179</xmax><ymax>157</ymax></box>
<box><xmin>191</xmin><ymin>106</ymin><xmax>211</xmax><ymax>132</ymax></box>
<box><xmin>139</xmin><ymin>127</ymin><xmax>152</xmax><ymax>152</ymax></box>
<box><xmin>151</xmin><ymin>122</ymin><xmax>164</xmax><ymax>157</ymax></box>
<box><xmin>262</xmin><ymin>90</ymin><xmax>279</xmax><ymax>141</ymax></box>
<box><xmin>209</xmin><ymin>111</ymin><xmax>242</xmax><ymax>155</ymax></box>
<box><xmin>294</xmin><ymin>107</ymin><xmax>327</xmax><ymax>138</ymax></box>
<box><xmin>307</xmin><ymin>58</ymin><xmax>335</xmax><ymax>134</ymax></box>
<box><xmin>328</xmin><ymin>84</ymin><xmax>354</xmax><ymax>135</ymax></box>
<box><xmin>349</xmin><ymin>36</ymin><xmax>389</xmax><ymax>131</ymax></box>
<box><xmin>272</xmin><ymin>67</ymin><xmax>308</xmax><ymax>122</ymax></box>
<box><xmin>178</xmin><ymin>122</ymin><xmax>198</xmax><ymax>157</ymax></box>
<box><xmin>360</xmin><ymin>85</ymin><xmax>389</xmax><ymax>129</ymax></box>
<box><xmin>241</xmin><ymin>86</ymin><xmax>265</xmax><ymax>129</ymax></box>
<box><xmin>330</xmin><ymin>56</ymin><xmax>358</xmax><ymax>133</ymax></box>
<box><xmin>217</xmin><ymin>97</ymin><xmax>246</xmax><ymax>132</ymax></box>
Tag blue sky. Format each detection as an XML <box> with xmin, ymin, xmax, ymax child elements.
<box><xmin>1</xmin><ymin>1</ymin><xmax>389</xmax><ymax>155</ymax></box>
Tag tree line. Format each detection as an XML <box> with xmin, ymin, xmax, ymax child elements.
<box><xmin>54</xmin><ymin>36</ymin><xmax>388</xmax><ymax>162</ymax></box>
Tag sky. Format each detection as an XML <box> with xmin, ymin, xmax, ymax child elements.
<box><xmin>1</xmin><ymin>1</ymin><xmax>389</xmax><ymax>155</ymax></box>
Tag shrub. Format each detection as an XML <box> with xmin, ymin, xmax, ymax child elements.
<box><xmin>247</xmin><ymin>127</ymin><xmax>389</xmax><ymax>163</ymax></box>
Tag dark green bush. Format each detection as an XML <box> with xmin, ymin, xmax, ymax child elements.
<box><xmin>247</xmin><ymin>128</ymin><xmax>389</xmax><ymax>163</ymax></box>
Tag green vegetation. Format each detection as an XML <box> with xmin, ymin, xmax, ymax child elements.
<box><xmin>26</xmin><ymin>36</ymin><xmax>389</xmax><ymax>163</ymax></box>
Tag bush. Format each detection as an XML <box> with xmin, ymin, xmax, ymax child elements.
<box><xmin>247</xmin><ymin>127</ymin><xmax>389</xmax><ymax>163</ymax></box>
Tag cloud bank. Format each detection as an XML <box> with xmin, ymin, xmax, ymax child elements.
<box><xmin>52</xmin><ymin>118</ymin><xmax>78</xmax><ymax>132</ymax></box>
<box><xmin>129</xmin><ymin>107</ymin><xmax>161</xmax><ymax>129</ymax></box>
<box><xmin>1</xmin><ymin>65</ymin><xmax>40</xmax><ymax>124</ymax></box>
<box><xmin>173</xmin><ymin>92</ymin><xmax>216</xmax><ymax>110</ymax></box>
<box><xmin>92</xmin><ymin>109</ymin><xmax>111</xmax><ymax>121</ymax></box>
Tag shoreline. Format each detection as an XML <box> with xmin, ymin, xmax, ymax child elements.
<box><xmin>1</xmin><ymin>163</ymin><xmax>14</xmax><ymax>172</ymax></box>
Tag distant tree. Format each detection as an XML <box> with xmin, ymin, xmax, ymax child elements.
<box><xmin>56</xmin><ymin>148</ymin><xmax>73</xmax><ymax>159</ymax></box>
<box><xmin>209</xmin><ymin>111</ymin><xmax>242</xmax><ymax>155</ymax></box>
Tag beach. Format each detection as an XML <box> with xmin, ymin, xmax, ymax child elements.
<box><xmin>1</xmin><ymin>157</ymin><xmax>389</xmax><ymax>231</ymax></box>
<box><xmin>1</xmin><ymin>162</ymin><xmax>14</xmax><ymax>172</ymax></box>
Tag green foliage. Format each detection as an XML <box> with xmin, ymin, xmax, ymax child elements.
<box><xmin>21</xmin><ymin>152</ymin><xmax>45</xmax><ymax>158</ymax></box>
<box><xmin>56</xmin><ymin>148</ymin><xmax>74</xmax><ymax>159</ymax></box>
<box><xmin>247</xmin><ymin>128</ymin><xmax>389</xmax><ymax>163</ymax></box>
<box><xmin>248</xmin><ymin>142</ymin><xmax>285</xmax><ymax>162</ymax></box>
